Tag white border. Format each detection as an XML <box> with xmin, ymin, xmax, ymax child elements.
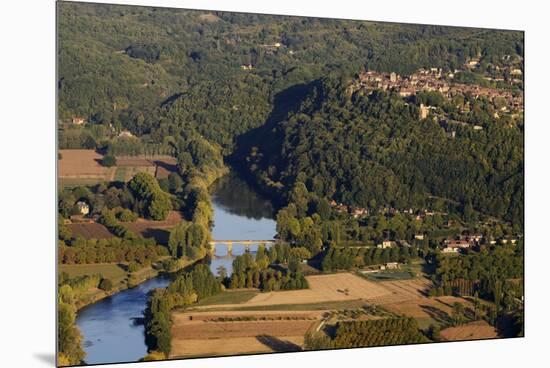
<box><xmin>1</xmin><ymin>1</ymin><xmax>548</xmax><ymax>368</ymax></box>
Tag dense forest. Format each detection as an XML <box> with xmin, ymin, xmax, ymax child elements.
<box><xmin>58</xmin><ymin>2</ymin><xmax>523</xmax><ymax>227</ymax></box>
<box><xmin>239</xmin><ymin>76</ymin><xmax>523</xmax><ymax>227</ymax></box>
<box><xmin>58</xmin><ymin>2</ymin><xmax>523</xmax><ymax>150</ymax></box>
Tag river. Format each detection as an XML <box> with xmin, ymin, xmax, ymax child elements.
<box><xmin>76</xmin><ymin>171</ymin><xmax>277</xmax><ymax>365</ymax></box>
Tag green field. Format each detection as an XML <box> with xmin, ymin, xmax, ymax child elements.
<box><xmin>60</xmin><ymin>263</ymin><xmax>128</xmax><ymax>285</ymax></box>
<box><xmin>113</xmin><ymin>167</ymin><xmax>128</xmax><ymax>182</ymax></box>
<box><xmin>364</xmin><ymin>271</ymin><xmax>415</xmax><ymax>281</ymax></box>
<box><xmin>195</xmin><ymin>299</ymin><xmax>367</xmax><ymax>312</ymax></box>
<box><xmin>193</xmin><ymin>290</ymin><xmax>259</xmax><ymax>307</ymax></box>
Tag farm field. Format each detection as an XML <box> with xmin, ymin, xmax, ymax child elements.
<box><xmin>109</xmin><ymin>155</ymin><xmax>177</xmax><ymax>181</ymax></box>
<box><xmin>59</xmin><ymin>149</ymin><xmax>115</xmax><ymax>185</ymax></box>
<box><xmin>170</xmin><ymin>336</ymin><xmax>304</xmax><ymax>358</ymax></box>
<box><xmin>192</xmin><ymin>290</ymin><xmax>259</xmax><ymax>307</ymax></box>
<box><xmin>58</xmin><ymin>149</ymin><xmax>178</xmax><ymax>185</ymax></box>
<box><xmin>65</xmin><ymin>210</ymin><xmax>183</xmax><ymax>243</ymax></box>
<box><xmin>66</xmin><ymin>222</ymin><xmax>113</xmax><ymax>240</ymax></box>
<box><xmin>440</xmin><ymin>320</ymin><xmax>498</xmax><ymax>341</ymax></box>
<box><xmin>367</xmin><ymin>278</ymin><xmax>474</xmax><ymax>329</ymax></box>
<box><xmin>170</xmin><ymin>310</ymin><xmax>320</xmax><ymax>357</ymax></box>
<box><xmin>59</xmin><ymin>263</ymin><xmax>127</xmax><ymax>284</ymax></box>
<box><xmin>192</xmin><ymin>274</ymin><xmax>473</xmax><ymax>330</ymax></box>
<box><xmin>121</xmin><ymin>210</ymin><xmax>183</xmax><ymax>243</ymax></box>
<box><xmin>197</xmin><ymin>273</ymin><xmax>392</xmax><ymax>309</ymax></box>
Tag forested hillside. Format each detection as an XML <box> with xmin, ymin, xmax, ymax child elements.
<box><xmin>239</xmin><ymin>76</ymin><xmax>523</xmax><ymax>227</ymax></box>
<box><xmin>58</xmin><ymin>2</ymin><xmax>523</xmax><ymax>151</ymax></box>
<box><xmin>58</xmin><ymin>2</ymin><xmax>523</xmax><ymax>226</ymax></box>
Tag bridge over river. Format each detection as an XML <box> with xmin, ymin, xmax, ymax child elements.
<box><xmin>209</xmin><ymin>239</ymin><xmax>276</xmax><ymax>254</ymax></box>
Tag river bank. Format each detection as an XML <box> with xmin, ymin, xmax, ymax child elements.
<box><xmin>76</xmin><ymin>169</ymin><xmax>278</xmax><ymax>364</ymax></box>
<box><xmin>68</xmin><ymin>256</ymin><xmax>203</xmax><ymax>311</ymax></box>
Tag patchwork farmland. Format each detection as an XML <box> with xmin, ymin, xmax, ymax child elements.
<box><xmin>58</xmin><ymin>149</ymin><xmax>177</xmax><ymax>186</ymax></box>
<box><xmin>171</xmin><ymin>272</ymin><xmax>477</xmax><ymax>357</ymax></box>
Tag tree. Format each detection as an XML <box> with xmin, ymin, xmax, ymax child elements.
<box><xmin>428</xmin><ymin>324</ymin><xmax>441</xmax><ymax>341</ymax></box>
<box><xmin>101</xmin><ymin>154</ymin><xmax>117</xmax><ymax>167</ymax></box>
<box><xmin>128</xmin><ymin>172</ymin><xmax>172</xmax><ymax>220</ymax></box>
<box><xmin>288</xmin><ymin>255</ymin><xmax>300</xmax><ymax>274</ymax></box>
<box><xmin>452</xmin><ymin>302</ymin><xmax>465</xmax><ymax>326</ymax></box>
<box><xmin>216</xmin><ymin>265</ymin><xmax>228</xmax><ymax>280</ymax></box>
<box><xmin>58</xmin><ymin>298</ymin><xmax>85</xmax><ymax>364</ymax></box>
<box><xmin>99</xmin><ymin>278</ymin><xmax>113</xmax><ymax>291</ymax></box>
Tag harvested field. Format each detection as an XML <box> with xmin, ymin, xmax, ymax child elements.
<box><xmin>67</xmin><ymin>222</ymin><xmax>113</xmax><ymax>240</ymax></box>
<box><xmin>366</xmin><ymin>278</ymin><xmax>432</xmax><ymax>304</ymax></box>
<box><xmin>170</xmin><ymin>310</ymin><xmax>317</xmax><ymax>357</ymax></box>
<box><xmin>197</xmin><ymin>299</ymin><xmax>368</xmax><ymax>312</ymax></box>
<box><xmin>59</xmin><ymin>149</ymin><xmax>114</xmax><ymax>182</ymax></box>
<box><xmin>116</xmin><ymin>156</ymin><xmax>177</xmax><ymax>180</ymax></box>
<box><xmin>58</xmin><ymin>150</ymin><xmax>177</xmax><ymax>184</ymax></box>
<box><xmin>363</xmin><ymin>278</ymin><xmax>474</xmax><ymax>328</ymax></box>
<box><xmin>440</xmin><ymin>320</ymin><xmax>498</xmax><ymax>341</ymax></box>
<box><xmin>122</xmin><ymin>210</ymin><xmax>183</xmax><ymax>243</ymax></box>
<box><xmin>173</xmin><ymin>319</ymin><xmax>315</xmax><ymax>340</ymax></box>
<box><xmin>170</xmin><ymin>336</ymin><xmax>304</xmax><ymax>358</ymax></box>
<box><xmin>174</xmin><ymin>310</ymin><xmax>325</xmax><ymax>323</ymax></box>
<box><xmin>197</xmin><ymin>273</ymin><xmax>392</xmax><ymax>309</ymax></box>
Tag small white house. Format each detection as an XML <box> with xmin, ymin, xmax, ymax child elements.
<box><xmin>76</xmin><ymin>201</ymin><xmax>90</xmax><ymax>215</ymax></box>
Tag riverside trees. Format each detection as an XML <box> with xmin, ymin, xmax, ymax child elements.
<box><xmin>226</xmin><ymin>245</ymin><xmax>308</xmax><ymax>291</ymax></box>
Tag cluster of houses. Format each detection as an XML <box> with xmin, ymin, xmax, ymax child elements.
<box><xmin>441</xmin><ymin>233</ymin><xmax>520</xmax><ymax>253</ymax></box>
<box><xmin>466</xmin><ymin>56</ymin><xmax>524</xmax><ymax>84</ymax></box>
<box><xmin>328</xmin><ymin>199</ymin><xmax>456</xmax><ymax>225</ymax></box>
<box><xmin>441</xmin><ymin>237</ymin><xmax>479</xmax><ymax>254</ymax></box>
<box><xmin>360</xmin><ymin>261</ymin><xmax>401</xmax><ymax>274</ymax></box>
<box><xmin>351</xmin><ymin>68</ymin><xmax>523</xmax><ymax>113</ymax></box>
<box><xmin>329</xmin><ymin>200</ymin><xmax>370</xmax><ymax>218</ymax></box>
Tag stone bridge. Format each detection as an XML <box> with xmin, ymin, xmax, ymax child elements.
<box><xmin>209</xmin><ymin>240</ymin><xmax>276</xmax><ymax>254</ymax></box>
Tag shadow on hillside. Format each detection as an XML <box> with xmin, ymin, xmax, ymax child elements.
<box><xmin>256</xmin><ymin>335</ymin><xmax>302</xmax><ymax>352</ymax></box>
<box><xmin>421</xmin><ymin>305</ymin><xmax>452</xmax><ymax>324</ymax></box>
<box><xmin>228</xmin><ymin>80</ymin><xmax>321</xmax><ymax>205</ymax></box>
<box><xmin>142</xmin><ymin>228</ymin><xmax>170</xmax><ymax>245</ymax></box>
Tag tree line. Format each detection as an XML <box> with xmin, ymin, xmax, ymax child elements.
<box><xmin>58</xmin><ymin>285</ymin><xmax>86</xmax><ymax>365</ymax></box>
<box><xmin>144</xmin><ymin>264</ymin><xmax>221</xmax><ymax>357</ymax></box>
<box><xmin>321</xmin><ymin>245</ymin><xmax>421</xmax><ymax>272</ymax></box>
<box><xmin>58</xmin><ymin>237</ymin><xmax>168</xmax><ymax>265</ymax></box>
<box><xmin>305</xmin><ymin>317</ymin><xmax>427</xmax><ymax>350</ymax></box>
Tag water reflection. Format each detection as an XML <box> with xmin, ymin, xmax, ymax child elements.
<box><xmin>210</xmin><ymin>244</ymin><xmax>262</xmax><ymax>276</ymax></box>
<box><xmin>211</xmin><ymin>172</ymin><xmax>275</xmax><ymax>220</ymax></box>
<box><xmin>209</xmin><ymin>172</ymin><xmax>277</xmax><ymax>276</ymax></box>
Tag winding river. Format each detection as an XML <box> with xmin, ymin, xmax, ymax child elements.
<box><xmin>76</xmin><ymin>171</ymin><xmax>277</xmax><ymax>365</ymax></box>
